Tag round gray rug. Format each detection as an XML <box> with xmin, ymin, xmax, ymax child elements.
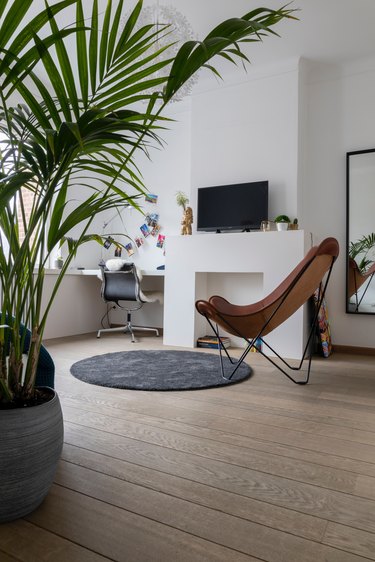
<box><xmin>70</xmin><ymin>350</ymin><xmax>252</xmax><ymax>390</ymax></box>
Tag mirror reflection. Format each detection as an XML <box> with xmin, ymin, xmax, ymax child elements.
<box><xmin>347</xmin><ymin>149</ymin><xmax>375</xmax><ymax>314</ymax></box>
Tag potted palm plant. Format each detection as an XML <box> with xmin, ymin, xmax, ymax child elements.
<box><xmin>0</xmin><ymin>0</ymin><xmax>295</xmax><ymax>521</ymax></box>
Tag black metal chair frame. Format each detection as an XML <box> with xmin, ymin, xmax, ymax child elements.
<box><xmin>202</xmin><ymin>256</ymin><xmax>336</xmax><ymax>385</ymax></box>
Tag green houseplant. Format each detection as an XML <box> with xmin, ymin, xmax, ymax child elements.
<box><xmin>289</xmin><ymin>217</ymin><xmax>299</xmax><ymax>230</ymax></box>
<box><xmin>349</xmin><ymin>233</ymin><xmax>375</xmax><ymax>273</ymax></box>
<box><xmin>274</xmin><ymin>214</ymin><xmax>291</xmax><ymax>231</ymax></box>
<box><xmin>0</xmin><ymin>0</ymin><xmax>295</xmax><ymax>520</ymax></box>
<box><xmin>176</xmin><ymin>191</ymin><xmax>189</xmax><ymax>211</ymax></box>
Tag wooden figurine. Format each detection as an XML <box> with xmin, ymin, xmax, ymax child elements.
<box><xmin>181</xmin><ymin>206</ymin><xmax>193</xmax><ymax>235</ymax></box>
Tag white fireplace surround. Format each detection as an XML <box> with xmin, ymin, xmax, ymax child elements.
<box><xmin>164</xmin><ymin>230</ymin><xmax>312</xmax><ymax>359</ymax></box>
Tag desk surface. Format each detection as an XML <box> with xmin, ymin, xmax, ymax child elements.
<box><xmin>45</xmin><ymin>268</ymin><xmax>165</xmax><ymax>277</ymax></box>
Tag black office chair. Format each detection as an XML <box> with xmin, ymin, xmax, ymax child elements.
<box><xmin>97</xmin><ymin>264</ymin><xmax>160</xmax><ymax>342</ymax></box>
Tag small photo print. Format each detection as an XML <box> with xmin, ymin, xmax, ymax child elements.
<box><xmin>156</xmin><ymin>234</ymin><xmax>165</xmax><ymax>249</ymax></box>
<box><xmin>145</xmin><ymin>193</ymin><xmax>158</xmax><ymax>204</ymax></box>
<box><xmin>146</xmin><ymin>213</ymin><xmax>159</xmax><ymax>227</ymax></box>
<box><xmin>140</xmin><ymin>223</ymin><xmax>150</xmax><ymax>237</ymax></box>
<box><xmin>151</xmin><ymin>224</ymin><xmax>160</xmax><ymax>237</ymax></box>
<box><xmin>114</xmin><ymin>246</ymin><xmax>122</xmax><ymax>257</ymax></box>
<box><xmin>125</xmin><ymin>242</ymin><xmax>134</xmax><ymax>257</ymax></box>
<box><xmin>103</xmin><ymin>236</ymin><xmax>114</xmax><ymax>249</ymax></box>
<box><xmin>135</xmin><ymin>237</ymin><xmax>144</xmax><ymax>248</ymax></box>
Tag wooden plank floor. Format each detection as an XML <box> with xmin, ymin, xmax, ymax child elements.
<box><xmin>1</xmin><ymin>334</ymin><xmax>375</xmax><ymax>561</ymax></box>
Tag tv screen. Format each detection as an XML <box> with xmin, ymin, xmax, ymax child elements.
<box><xmin>197</xmin><ymin>181</ymin><xmax>268</xmax><ymax>232</ymax></box>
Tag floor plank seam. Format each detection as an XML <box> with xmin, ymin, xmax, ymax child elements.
<box><xmin>61</xmin><ymin>400</ymin><xmax>375</xmax><ymax>474</ymax></box>
<box><xmin>60</xmin><ymin>444</ymin><xmax>375</xmax><ymax>540</ymax></box>
<box><xmin>60</xmin><ymin>396</ymin><xmax>375</xmax><ymax>447</ymax></box>
<box><xmin>22</xmin><ymin>518</ymin><xmax>116</xmax><ymax>562</ymax></box>
<box><xmin>319</xmin><ymin>537</ymin><xmax>375</xmax><ymax>562</ymax></box>
<box><xmin>52</xmin><ymin>483</ymin><xmax>271</xmax><ymax>562</ymax></box>
<box><xmin>57</xmin><ymin>457</ymin><xmax>328</xmax><ymax>543</ymax></box>
<box><xmin>175</xmin><ymin>393</ymin><xmax>375</xmax><ymax>423</ymax></box>
<box><xmin>62</xmin><ymin>418</ymin><xmax>375</xmax><ymax>491</ymax></box>
<box><xmin>140</xmin><ymin>393</ymin><xmax>375</xmax><ymax>433</ymax></box>
<box><xmin>58</xmin><ymin>378</ymin><xmax>375</xmax><ymax>422</ymax></box>
<box><xmin>53</xmin><ymin>480</ymin><xmax>340</xmax><ymax>559</ymax></box>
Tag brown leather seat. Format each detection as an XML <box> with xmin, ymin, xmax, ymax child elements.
<box><xmin>196</xmin><ymin>237</ymin><xmax>339</xmax><ymax>384</ymax></box>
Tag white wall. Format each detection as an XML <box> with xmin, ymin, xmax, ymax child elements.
<box><xmin>302</xmin><ymin>58</ymin><xmax>375</xmax><ymax>348</ymax></box>
<box><xmin>190</xmin><ymin>59</ymin><xmax>300</xmax><ymax>224</ymax></box>
<box><xmin>43</xmin><ymin>273</ymin><xmax>106</xmax><ymax>339</ymax></box>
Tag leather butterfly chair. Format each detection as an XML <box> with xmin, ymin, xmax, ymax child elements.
<box><xmin>196</xmin><ymin>237</ymin><xmax>339</xmax><ymax>385</ymax></box>
<box><xmin>348</xmin><ymin>257</ymin><xmax>375</xmax><ymax>311</ymax></box>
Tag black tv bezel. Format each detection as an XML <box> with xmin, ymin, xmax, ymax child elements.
<box><xmin>196</xmin><ymin>181</ymin><xmax>268</xmax><ymax>232</ymax></box>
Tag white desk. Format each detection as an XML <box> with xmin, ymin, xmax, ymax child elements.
<box><xmin>44</xmin><ymin>268</ymin><xmax>165</xmax><ymax>277</ymax></box>
<box><xmin>164</xmin><ymin>231</ymin><xmax>311</xmax><ymax>359</ymax></box>
<box><xmin>42</xmin><ymin>268</ymin><xmax>164</xmax><ymax>340</ymax></box>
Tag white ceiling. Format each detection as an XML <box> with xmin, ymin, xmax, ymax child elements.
<box><xmin>150</xmin><ymin>0</ymin><xmax>375</xmax><ymax>67</ymax></box>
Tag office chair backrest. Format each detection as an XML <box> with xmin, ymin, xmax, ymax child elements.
<box><xmin>102</xmin><ymin>264</ymin><xmax>141</xmax><ymax>305</ymax></box>
<box><xmin>197</xmin><ymin>237</ymin><xmax>339</xmax><ymax>339</ymax></box>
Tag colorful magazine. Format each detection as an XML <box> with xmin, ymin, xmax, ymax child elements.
<box><xmin>313</xmin><ymin>288</ymin><xmax>332</xmax><ymax>357</ymax></box>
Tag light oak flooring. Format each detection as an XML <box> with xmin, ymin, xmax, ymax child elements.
<box><xmin>1</xmin><ymin>334</ymin><xmax>375</xmax><ymax>561</ymax></box>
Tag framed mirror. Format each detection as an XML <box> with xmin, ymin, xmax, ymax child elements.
<box><xmin>346</xmin><ymin>148</ymin><xmax>375</xmax><ymax>314</ymax></box>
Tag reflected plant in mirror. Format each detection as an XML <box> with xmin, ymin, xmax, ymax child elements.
<box><xmin>346</xmin><ymin>149</ymin><xmax>375</xmax><ymax>313</ymax></box>
<box><xmin>349</xmin><ymin>233</ymin><xmax>375</xmax><ymax>273</ymax></box>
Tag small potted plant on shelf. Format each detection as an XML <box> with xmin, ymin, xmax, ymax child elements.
<box><xmin>289</xmin><ymin>218</ymin><xmax>299</xmax><ymax>230</ymax></box>
<box><xmin>0</xmin><ymin>0</ymin><xmax>295</xmax><ymax>522</ymax></box>
<box><xmin>176</xmin><ymin>191</ymin><xmax>189</xmax><ymax>211</ymax></box>
<box><xmin>274</xmin><ymin>215</ymin><xmax>291</xmax><ymax>231</ymax></box>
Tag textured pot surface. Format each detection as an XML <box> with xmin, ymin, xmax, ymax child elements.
<box><xmin>0</xmin><ymin>389</ymin><xmax>64</xmax><ymax>522</ymax></box>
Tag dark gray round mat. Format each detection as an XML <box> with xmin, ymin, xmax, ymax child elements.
<box><xmin>70</xmin><ymin>350</ymin><xmax>252</xmax><ymax>390</ymax></box>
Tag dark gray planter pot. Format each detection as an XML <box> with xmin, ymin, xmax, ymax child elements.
<box><xmin>0</xmin><ymin>388</ymin><xmax>63</xmax><ymax>522</ymax></box>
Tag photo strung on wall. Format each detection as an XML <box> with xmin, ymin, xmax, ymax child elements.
<box><xmin>104</xmin><ymin>193</ymin><xmax>165</xmax><ymax>258</ymax></box>
<box><xmin>145</xmin><ymin>193</ymin><xmax>158</xmax><ymax>204</ymax></box>
<box><xmin>125</xmin><ymin>242</ymin><xmax>134</xmax><ymax>257</ymax></box>
<box><xmin>136</xmin><ymin>194</ymin><xmax>165</xmax><ymax>255</ymax></box>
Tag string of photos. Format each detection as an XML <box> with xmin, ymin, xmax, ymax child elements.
<box><xmin>116</xmin><ymin>193</ymin><xmax>165</xmax><ymax>258</ymax></box>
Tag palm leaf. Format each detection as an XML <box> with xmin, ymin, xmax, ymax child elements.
<box><xmin>89</xmin><ymin>0</ymin><xmax>99</xmax><ymax>93</ymax></box>
<box><xmin>99</xmin><ymin>0</ymin><xmax>112</xmax><ymax>81</ymax></box>
<box><xmin>76</xmin><ymin>0</ymin><xmax>89</xmax><ymax>106</ymax></box>
<box><xmin>48</xmin><ymin>13</ymin><xmax>80</xmax><ymax>118</ymax></box>
<box><xmin>0</xmin><ymin>1</ymin><xmax>79</xmax><ymax>84</ymax></box>
<box><xmin>164</xmin><ymin>5</ymin><xmax>296</xmax><ymax>101</ymax></box>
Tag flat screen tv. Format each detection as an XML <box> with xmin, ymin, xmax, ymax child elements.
<box><xmin>197</xmin><ymin>181</ymin><xmax>268</xmax><ymax>232</ymax></box>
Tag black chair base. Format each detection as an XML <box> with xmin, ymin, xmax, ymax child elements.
<box><xmin>97</xmin><ymin>322</ymin><xmax>159</xmax><ymax>342</ymax></box>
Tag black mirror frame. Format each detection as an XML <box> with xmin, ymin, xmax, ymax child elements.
<box><xmin>346</xmin><ymin>147</ymin><xmax>375</xmax><ymax>315</ymax></box>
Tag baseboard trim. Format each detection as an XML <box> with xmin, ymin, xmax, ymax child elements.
<box><xmin>334</xmin><ymin>344</ymin><xmax>375</xmax><ymax>356</ymax></box>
